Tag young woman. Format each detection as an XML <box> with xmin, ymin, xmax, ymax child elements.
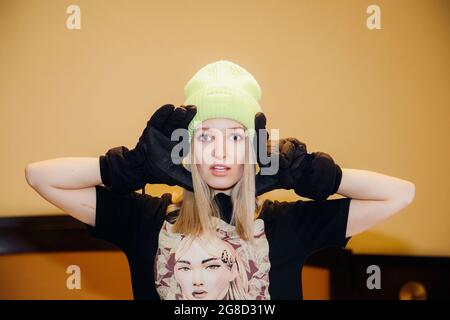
<box><xmin>25</xmin><ymin>60</ymin><xmax>415</xmax><ymax>300</ymax></box>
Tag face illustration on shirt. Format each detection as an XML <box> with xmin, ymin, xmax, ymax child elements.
<box><xmin>173</xmin><ymin>235</ymin><xmax>246</xmax><ymax>300</ymax></box>
<box><xmin>154</xmin><ymin>217</ymin><xmax>271</xmax><ymax>300</ymax></box>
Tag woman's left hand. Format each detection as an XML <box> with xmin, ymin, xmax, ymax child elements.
<box><xmin>255</xmin><ymin>134</ymin><xmax>343</xmax><ymax>201</ymax></box>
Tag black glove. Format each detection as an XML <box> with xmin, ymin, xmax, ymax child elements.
<box><xmin>99</xmin><ymin>104</ymin><xmax>196</xmax><ymax>194</ymax></box>
<box><xmin>253</xmin><ymin>116</ymin><xmax>342</xmax><ymax>200</ymax></box>
<box><xmin>253</xmin><ymin>112</ymin><xmax>282</xmax><ymax>196</ymax></box>
<box><xmin>274</xmin><ymin>138</ymin><xmax>342</xmax><ymax>201</ymax></box>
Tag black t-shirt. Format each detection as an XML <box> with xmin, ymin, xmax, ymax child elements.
<box><xmin>85</xmin><ymin>185</ymin><xmax>352</xmax><ymax>300</ymax></box>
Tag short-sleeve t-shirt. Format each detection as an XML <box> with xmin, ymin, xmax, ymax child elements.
<box><xmin>85</xmin><ymin>185</ymin><xmax>352</xmax><ymax>300</ymax></box>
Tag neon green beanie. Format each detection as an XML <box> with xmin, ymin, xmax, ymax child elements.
<box><xmin>184</xmin><ymin>60</ymin><xmax>262</xmax><ymax>142</ymax></box>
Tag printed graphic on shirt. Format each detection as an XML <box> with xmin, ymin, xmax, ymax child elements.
<box><xmin>154</xmin><ymin>216</ymin><xmax>271</xmax><ymax>300</ymax></box>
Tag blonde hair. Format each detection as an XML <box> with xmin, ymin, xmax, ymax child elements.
<box><xmin>167</xmin><ymin>133</ymin><xmax>264</xmax><ymax>244</ymax></box>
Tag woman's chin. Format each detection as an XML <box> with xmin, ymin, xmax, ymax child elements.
<box><xmin>206</xmin><ymin>179</ymin><xmax>237</xmax><ymax>191</ymax></box>
<box><xmin>209</xmin><ymin>183</ymin><xmax>233</xmax><ymax>190</ymax></box>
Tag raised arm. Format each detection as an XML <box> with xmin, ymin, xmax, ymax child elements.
<box><xmin>337</xmin><ymin>168</ymin><xmax>416</xmax><ymax>238</ymax></box>
<box><xmin>25</xmin><ymin>157</ymin><xmax>101</xmax><ymax>226</ymax></box>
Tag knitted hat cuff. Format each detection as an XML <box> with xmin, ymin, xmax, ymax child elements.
<box><xmin>185</xmin><ymin>84</ymin><xmax>261</xmax><ymax>141</ymax></box>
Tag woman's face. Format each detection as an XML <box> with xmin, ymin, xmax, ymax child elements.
<box><xmin>193</xmin><ymin>118</ymin><xmax>246</xmax><ymax>191</ymax></box>
<box><xmin>174</xmin><ymin>238</ymin><xmax>235</xmax><ymax>300</ymax></box>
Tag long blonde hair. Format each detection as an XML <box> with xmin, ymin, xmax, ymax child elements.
<box><xmin>167</xmin><ymin>133</ymin><xmax>264</xmax><ymax>244</ymax></box>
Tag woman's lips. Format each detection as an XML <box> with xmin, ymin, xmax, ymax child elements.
<box><xmin>210</xmin><ymin>165</ymin><xmax>231</xmax><ymax>177</ymax></box>
<box><xmin>192</xmin><ymin>290</ymin><xmax>208</xmax><ymax>299</ymax></box>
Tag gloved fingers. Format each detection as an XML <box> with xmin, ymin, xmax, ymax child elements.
<box><xmin>178</xmin><ymin>105</ymin><xmax>197</xmax><ymax>130</ymax></box>
<box><xmin>254</xmin><ymin>112</ymin><xmax>267</xmax><ymax>133</ymax></box>
<box><xmin>313</xmin><ymin>151</ymin><xmax>334</xmax><ymax>164</ymax></box>
<box><xmin>287</xmin><ymin>138</ymin><xmax>307</xmax><ymax>154</ymax></box>
<box><xmin>279</xmin><ymin>139</ymin><xmax>295</xmax><ymax>169</ymax></box>
<box><xmin>288</xmin><ymin>138</ymin><xmax>308</xmax><ymax>170</ymax></box>
<box><xmin>163</xmin><ymin>106</ymin><xmax>188</xmax><ymax>137</ymax></box>
<box><xmin>279</xmin><ymin>152</ymin><xmax>290</xmax><ymax>169</ymax></box>
<box><xmin>148</xmin><ymin>104</ymin><xmax>175</xmax><ymax>131</ymax></box>
<box><xmin>253</xmin><ymin>112</ymin><xmax>269</xmax><ymax>166</ymax></box>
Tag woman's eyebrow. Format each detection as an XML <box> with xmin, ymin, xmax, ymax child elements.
<box><xmin>202</xmin><ymin>257</ymin><xmax>219</xmax><ymax>264</ymax></box>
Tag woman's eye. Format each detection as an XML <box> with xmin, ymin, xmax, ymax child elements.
<box><xmin>206</xmin><ymin>264</ymin><xmax>221</xmax><ymax>270</ymax></box>
<box><xmin>230</xmin><ymin>133</ymin><xmax>243</xmax><ymax>141</ymax></box>
<box><xmin>177</xmin><ymin>266</ymin><xmax>190</xmax><ymax>272</ymax></box>
<box><xmin>198</xmin><ymin>133</ymin><xmax>212</xmax><ymax>142</ymax></box>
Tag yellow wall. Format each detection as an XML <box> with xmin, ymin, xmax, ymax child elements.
<box><xmin>1</xmin><ymin>0</ymin><xmax>449</xmax><ymax>259</ymax></box>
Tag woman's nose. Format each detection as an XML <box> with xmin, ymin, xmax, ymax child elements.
<box><xmin>212</xmin><ymin>135</ymin><xmax>226</xmax><ymax>160</ymax></box>
<box><xmin>192</xmin><ymin>269</ymin><xmax>204</xmax><ymax>286</ymax></box>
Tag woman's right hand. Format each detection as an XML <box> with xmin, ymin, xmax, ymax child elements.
<box><xmin>100</xmin><ymin>104</ymin><xmax>197</xmax><ymax>194</ymax></box>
